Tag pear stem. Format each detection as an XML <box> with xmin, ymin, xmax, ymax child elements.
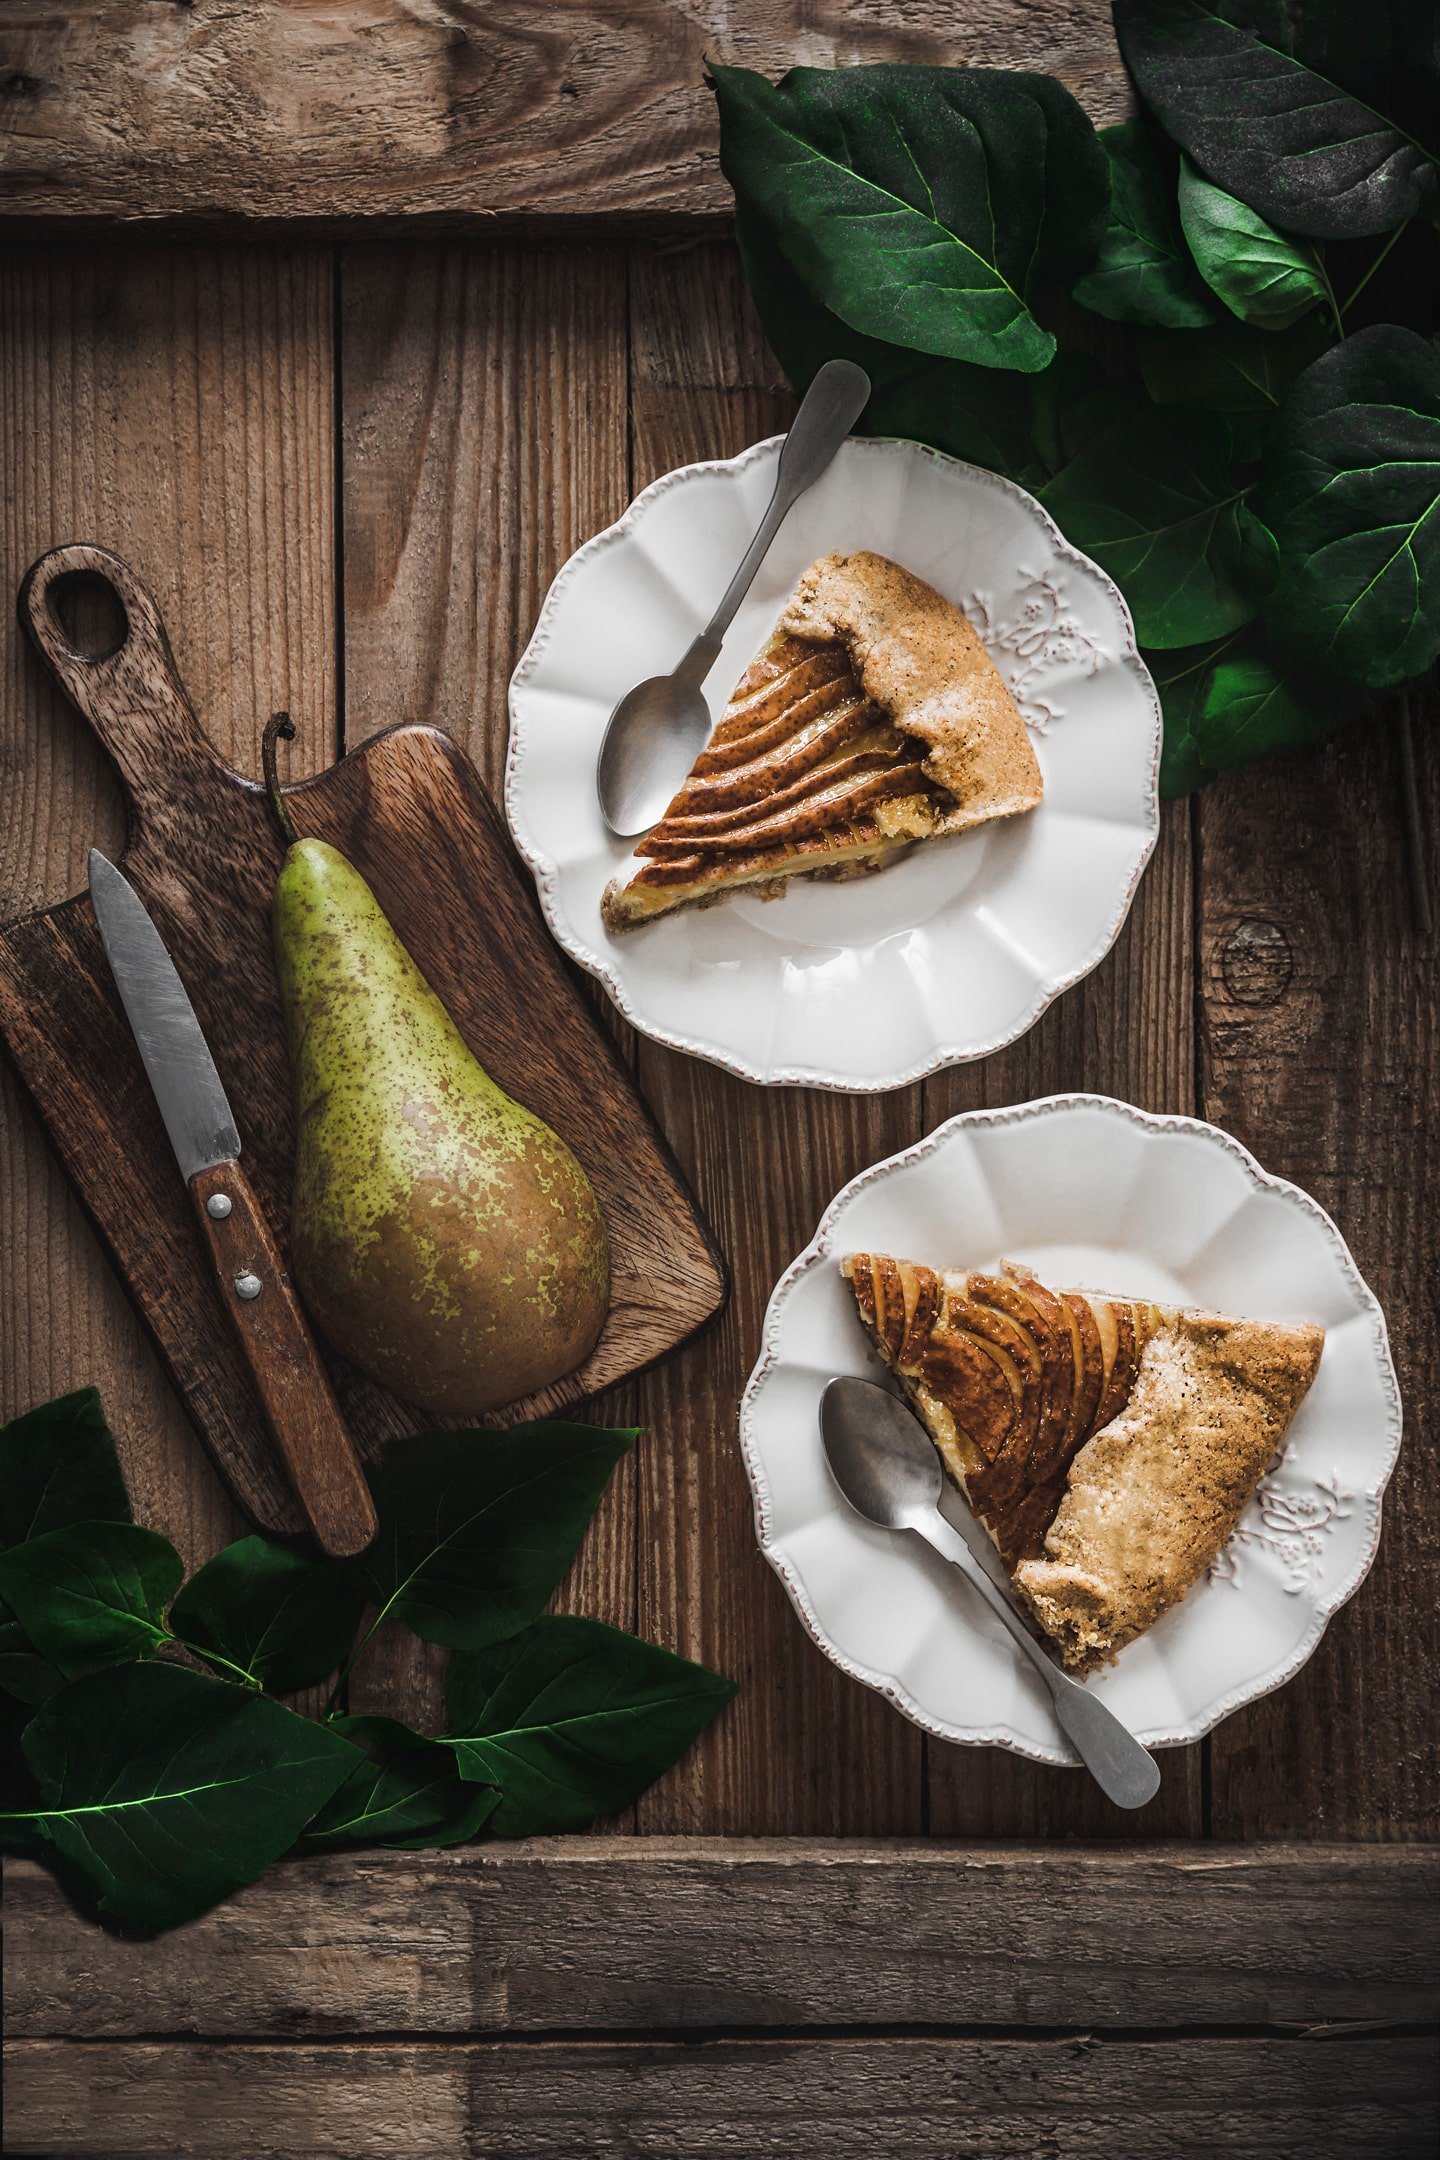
<box><xmin>261</xmin><ymin>711</ymin><xmax>299</xmax><ymax>847</ymax></box>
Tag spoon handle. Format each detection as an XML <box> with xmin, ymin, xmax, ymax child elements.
<box><xmin>910</xmin><ymin>1511</ymin><xmax>1160</xmax><ymax>1810</ymax></box>
<box><xmin>680</xmin><ymin>359</ymin><xmax>871</xmax><ymax>680</ymax></box>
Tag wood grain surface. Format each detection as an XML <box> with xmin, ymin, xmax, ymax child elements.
<box><xmin>7</xmin><ymin>2036</ymin><xmax>1435</xmax><ymax>2159</ymax></box>
<box><xmin>0</xmin><ymin>2</ymin><xmax>1133</xmax><ymax>231</ymax></box>
<box><xmin>3</xmin><ymin>233</ymin><xmax>1436</xmax><ymax>1848</ymax></box>
<box><xmin>7</xmin><ymin>1842</ymin><xmax>1438</xmax><ymax>2036</ymax></box>
<box><xmin>0</xmin><ymin>566</ymin><xmax>724</xmax><ymax>1530</ymax></box>
<box><xmin>0</xmin><ymin>243</ymin><xmax>336</xmax><ymax>1579</ymax></box>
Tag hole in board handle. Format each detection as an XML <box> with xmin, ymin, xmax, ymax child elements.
<box><xmin>47</xmin><ymin>568</ymin><xmax>129</xmax><ymax>663</ymax></box>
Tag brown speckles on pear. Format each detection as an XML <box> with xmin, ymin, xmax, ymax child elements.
<box><xmin>271</xmin><ymin>836</ymin><xmax>610</xmax><ymax>1414</ymax></box>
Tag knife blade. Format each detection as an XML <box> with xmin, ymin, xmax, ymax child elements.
<box><xmin>88</xmin><ymin>851</ymin><xmax>376</xmax><ymax>1559</ymax></box>
<box><xmin>88</xmin><ymin>852</ymin><xmax>241</xmax><ymax>1180</ymax></box>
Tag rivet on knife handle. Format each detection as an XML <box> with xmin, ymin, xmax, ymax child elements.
<box><xmin>191</xmin><ymin>1160</ymin><xmax>377</xmax><ymax>1558</ymax></box>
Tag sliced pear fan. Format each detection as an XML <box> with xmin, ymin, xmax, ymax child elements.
<box><xmin>842</xmin><ymin>1252</ymin><xmax>1323</xmax><ymax>1670</ymax></box>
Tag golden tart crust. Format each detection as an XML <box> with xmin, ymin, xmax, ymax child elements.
<box><xmin>842</xmin><ymin>1252</ymin><xmax>1324</xmax><ymax>1670</ymax></box>
<box><xmin>602</xmin><ymin>551</ymin><xmax>1042</xmax><ymax>932</ymax></box>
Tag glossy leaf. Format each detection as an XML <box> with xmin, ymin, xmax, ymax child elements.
<box><xmin>1042</xmin><ymin>406</ymin><xmax>1278</xmax><ymax>645</ymax></box>
<box><xmin>735</xmin><ymin>200</ymin><xmax>1046</xmax><ymax>483</ymax></box>
<box><xmin>301</xmin><ymin>1715</ymin><xmax>498</xmax><ymax>1850</ymax></box>
<box><xmin>0</xmin><ymin>1389</ymin><xmax>130</xmax><ymax>1551</ymax></box>
<box><xmin>170</xmin><ymin>1537</ymin><xmax>366</xmax><ymax>1694</ymax></box>
<box><xmin>1072</xmin><ymin>119</ymin><xmax>1215</xmax><ymax>327</ymax></box>
<box><xmin>1194</xmin><ymin>641</ymin><xmax>1354</xmax><ymax>768</ymax></box>
<box><xmin>714</xmin><ymin>63</ymin><xmax>1107</xmax><ymax>371</ymax></box>
<box><xmin>1113</xmin><ymin>0</ymin><xmax>1437</xmax><ymax>239</ymax></box>
<box><xmin>1261</xmin><ymin>325</ymin><xmax>1440</xmax><ymax>687</ymax></box>
<box><xmin>1177</xmin><ymin>158</ymin><xmax>1329</xmax><ymax>329</ymax></box>
<box><xmin>365</xmin><ymin>1423</ymin><xmax>636</xmax><ymax>1652</ymax></box>
<box><xmin>1145</xmin><ymin>637</ymin><xmax>1234</xmax><ymax>795</ymax></box>
<box><xmin>11</xmin><ymin>1662</ymin><xmax>359</xmax><ymax>1931</ymax></box>
<box><xmin>447</xmin><ymin>1616</ymin><xmax>737</xmax><ymax>1836</ymax></box>
<box><xmin>0</xmin><ymin>1522</ymin><xmax>182</xmax><ymax>1678</ymax></box>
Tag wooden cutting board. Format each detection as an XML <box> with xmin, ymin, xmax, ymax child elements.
<box><xmin>0</xmin><ymin>544</ymin><xmax>727</xmax><ymax>1535</ymax></box>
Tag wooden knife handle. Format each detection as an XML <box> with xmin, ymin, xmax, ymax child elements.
<box><xmin>190</xmin><ymin>1161</ymin><xmax>377</xmax><ymax>1558</ymax></box>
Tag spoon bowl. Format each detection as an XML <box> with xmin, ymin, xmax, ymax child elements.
<box><xmin>596</xmin><ymin>658</ymin><xmax>714</xmax><ymax>838</ymax></box>
<box><xmin>595</xmin><ymin>358</ymin><xmax>870</xmax><ymax>839</ymax></box>
<box><xmin>821</xmin><ymin>1375</ymin><xmax>945</xmax><ymax>1527</ymax></box>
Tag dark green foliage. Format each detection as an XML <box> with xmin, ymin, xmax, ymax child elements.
<box><xmin>19</xmin><ymin>1662</ymin><xmax>360</xmax><ymax>1931</ymax></box>
<box><xmin>714</xmin><ymin>63</ymin><xmax>1107</xmax><ymax>371</ymax></box>
<box><xmin>300</xmin><ymin>1715</ymin><xmax>499</xmax><ymax>1851</ymax></box>
<box><xmin>1073</xmin><ymin>119</ymin><xmax>1216</xmax><ymax>328</ymax></box>
<box><xmin>1260</xmin><ymin>326</ymin><xmax>1440</xmax><ymax>688</ymax></box>
<box><xmin>363</xmin><ymin>1422</ymin><xmax>636</xmax><ymax>1651</ymax></box>
<box><xmin>1112</xmin><ymin>0</ymin><xmax>1437</xmax><ymax>239</ymax></box>
<box><xmin>447</xmin><ymin>1617</ymin><xmax>738</xmax><ymax>1836</ymax></box>
<box><xmin>170</xmin><ymin>1536</ymin><xmax>366</xmax><ymax>1693</ymax></box>
<box><xmin>1</xmin><ymin>1397</ymin><xmax>733</xmax><ymax>1933</ymax></box>
<box><xmin>0</xmin><ymin>1522</ymin><xmax>182</xmax><ymax>1677</ymax></box>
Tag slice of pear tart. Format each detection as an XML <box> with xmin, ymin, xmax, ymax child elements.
<box><xmin>602</xmin><ymin>552</ymin><xmax>1043</xmax><ymax>931</ymax></box>
<box><xmin>841</xmin><ymin>1252</ymin><xmax>1323</xmax><ymax>1670</ymax></box>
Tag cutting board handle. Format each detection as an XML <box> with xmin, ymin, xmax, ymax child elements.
<box><xmin>18</xmin><ymin>544</ymin><xmax>225</xmax><ymax>798</ymax></box>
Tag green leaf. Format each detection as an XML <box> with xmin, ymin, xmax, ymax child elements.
<box><xmin>1145</xmin><ymin>637</ymin><xmax>1234</xmax><ymax>794</ymax></box>
<box><xmin>365</xmin><ymin>1423</ymin><xmax>636</xmax><ymax>1652</ymax></box>
<box><xmin>1138</xmin><ymin>313</ymin><xmax>1337</xmax><ymax>460</ymax></box>
<box><xmin>1193</xmin><ymin>642</ymin><xmax>1355</xmax><ymax>768</ymax></box>
<box><xmin>446</xmin><ymin>1616</ymin><xmax>736</xmax><ymax>1836</ymax></box>
<box><xmin>11</xmin><ymin>1662</ymin><xmax>359</xmax><ymax>1931</ymax></box>
<box><xmin>0</xmin><ymin>1389</ymin><xmax>130</xmax><ymax>1550</ymax></box>
<box><xmin>714</xmin><ymin>63</ymin><xmax>1107</xmax><ymax>372</ymax></box>
<box><xmin>1176</xmin><ymin>158</ymin><xmax>1329</xmax><ymax>330</ymax></box>
<box><xmin>1144</xmin><ymin>628</ymin><xmax>1356</xmax><ymax>789</ymax></box>
<box><xmin>735</xmin><ymin>199</ymin><xmax>1047</xmax><ymax>483</ymax></box>
<box><xmin>1072</xmin><ymin>119</ymin><xmax>1216</xmax><ymax>327</ymax></box>
<box><xmin>170</xmin><ymin>1537</ymin><xmax>365</xmax><ymax>1695</ymax></box>
<box><xmin>0</xmin><ymin>1523</ymin><xmax>182</xmax><ymax>1678</ymax></box>
<box><xmin>1113</xmin><ymin>0</ymin><xmax>1438</xmax><ymax>239</ymax></box>
<box><xmin>301</xmin><ymin>1715</ymin><xmax>497</xmax><ymax>1851</ymax></box>
<box><xmin>0</xmin><ymin>1695</ymin><xmax>49</xmax><ymax>1856</ymax></box>
<box><xmin>1260</xmin><ymin>325</ymin><xmax>1440</xmax><ymax>687</ymax></box>
<box><xmin>0</xmin><ymin>1608</ymin><xmax>64</xmax><ymax>1706</ymax></box>
<box><xmin>1042</xmin><ymin>406</ymin><xmax>1278</xmax><ymax>645</ymax></box>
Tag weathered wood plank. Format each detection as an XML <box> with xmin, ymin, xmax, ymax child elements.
<box><xmin>0</xmin><ymin>3</ymin><xmax>1132</xmax><ymax>231</ymax></box>
<box><xmin>7</xmin><ymin>1844</ymin><xmax>1437</xmax><ymax>2039</ymax></box>
<box><xmin>1198</xmin><ymin>715</ymin><xmax>1440</xmax><ymax>1840</ymax></box>
<box><xmin>919</xmin><ymin>787</ymin><xmax>1203</xmax><ymax>1836</ymax></box>
<box><xmin>337</xmin><ymin>240</ymin><xmax>636</xmax><ymax>1731</ymax></box>
<box><xmin>6</xmin><ymin>2034</ymin><xmax>1435</xmax><ymax>2159</ymax></box>
<box><xmin>625</xmin><ymin>239</ymin><xmax>924</xmax><ymax>1835</ymax></box>
<box><xmin>0</xmin><ymin>242</ymin><xmax>335</xmax><ymax>1579</ymax></box>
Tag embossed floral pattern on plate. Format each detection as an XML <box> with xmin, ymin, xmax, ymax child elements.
<box><xmin>739</xmin><ymin>1097</ymin><xmax>1402</xmax><ymax>1761</ymax></box>
<box><xmin>507</xmin><ymin>437</ymin><xmax>1162</xmax><ymax>1090</ymax></box>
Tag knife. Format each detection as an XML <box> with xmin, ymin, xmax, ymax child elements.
<box><xmin>88</xmin><ymin>850</ymin><xmax>377</xmax><ymax>1558</ymax></box>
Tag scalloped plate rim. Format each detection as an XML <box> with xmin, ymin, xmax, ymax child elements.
<box><xmin>738</xmin><ymin>1093</ymin><xmax>1403</xmax><ymax>1762</ymax></box>
<box><xmin>505</xmin><ymin>436</ymin><xmax>1163</xmax><ymax>1093</ymax></box>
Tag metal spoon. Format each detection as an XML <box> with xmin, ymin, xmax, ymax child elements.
<box><xmin>820</xmin><ymin>1377</ymin><xmax>1161</xmax><ymax>1810</ymax></box>
<box><xmin>596</xmin><ymin>358</ymin><xmax>872</xmax><ymax>838</ymax></box>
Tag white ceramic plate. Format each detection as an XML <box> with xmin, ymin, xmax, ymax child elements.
<box><xmin>739</xmin><ymin>1095</ymin><xmax>1401</xmax><ymax>1762</ymax></box>
<box><xmin>507</xmin><ymin>437</ymin><xmax>1161</xmax><ymax>1091</ymax></box>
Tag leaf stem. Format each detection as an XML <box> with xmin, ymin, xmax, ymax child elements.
<box><xmin>1311</xmin><ymin>253</ymin><xmax>1343</xmax><ymax>341</ymax></box>
<box><xmin>168</xmin><ymin>1638</ymin><xmax>265</xmax><ymax>1692</ymax></box>
<box><xmin>1337</xmin><ymin>222</ymin><xmax>1408</xmax><ymax>322</ymax></box>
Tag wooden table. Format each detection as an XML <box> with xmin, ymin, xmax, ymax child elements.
<box><xmin>2</xmin><ymin>7</ymin><xmax>1436</xmax><ymax>2155</ymax></box>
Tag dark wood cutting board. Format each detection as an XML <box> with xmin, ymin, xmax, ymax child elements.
<box><xmin>0</xmin><ymin>544</ymin><xmax>727</xmax><ymax>1534</ymax></box>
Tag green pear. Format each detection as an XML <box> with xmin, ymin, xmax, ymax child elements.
<box><xmin>264</xmin><ymin>735</ymin><xmax>608</xmax><ymax>1414</ymax></box>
